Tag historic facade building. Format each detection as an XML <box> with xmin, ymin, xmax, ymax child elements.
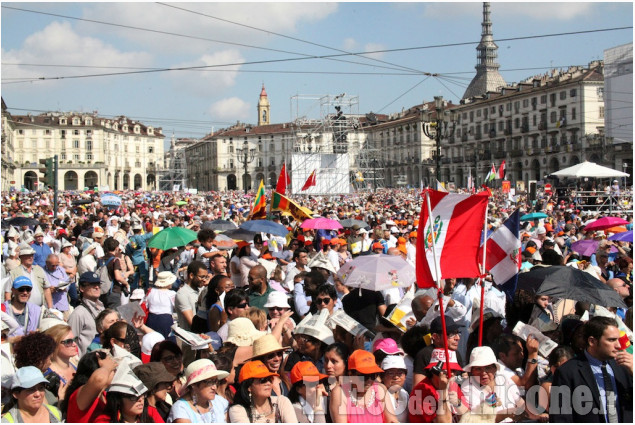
<box><xmin>7</xmin><ymin>109</ymin><xmax>164</xmax><ymax>191</ymax></box>
<box><xmin>1</xmin><ymin>99</ymin><xmax>17</xmax><ymax>191</ymax></box>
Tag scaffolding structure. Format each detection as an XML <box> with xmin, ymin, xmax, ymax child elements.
<box><xmin>158</xmin><ymin>135</ymin><xmax>188</xmax><ymax>191</ymax></box>
<box><xmin>288</xmin><ymin>94</ymin><xmax>385</xmax><ymax>194</ymax></box>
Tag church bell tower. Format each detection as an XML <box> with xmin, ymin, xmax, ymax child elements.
<box><xmin>257</xmin><ymin>84</ymin><xmax>270</xmax><ymax>126</ymax></box>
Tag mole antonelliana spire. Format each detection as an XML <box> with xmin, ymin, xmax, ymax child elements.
<box><xmin>462</xmin><ymin>2</ymin><xmax>507</xmax><ymax>100</ymax></box>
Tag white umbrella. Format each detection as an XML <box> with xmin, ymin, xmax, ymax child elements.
<box><xmin>336</xmin><ymin>254</ymin><xmax>416</xmax><ymax>291</ymax></box>
<box><xmin>550</xmin><ymin>161</ymin><xmax>629</xmax><ymax>178</ymax></box>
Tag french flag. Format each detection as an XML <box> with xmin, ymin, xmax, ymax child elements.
<box><xmin>416</xmin><ymin>189</ymin><xmax>490</xmax><ymax>288</ymax></box>
<box><xmin>483</xmin><ymin>209</ymin><xmax>521</xmax><ymax>300</ymax></box>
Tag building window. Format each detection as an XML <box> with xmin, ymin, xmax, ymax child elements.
<box><xmin>599</xmin><ymin>106</ymin><xmax>605</xmax><ymax>118</ymax></box>
<box><xmin>569</xmin><ymin>89</ymin><xmax>577</xmax><ymax>97</ymax></box>
<box><xmin>498</xmin><ymin>121</ymin><xmax>504</xmax><ymax>131</ymax></box>
<box><xmin>572</xmin><ymin>108</ymin><xmax>577</xmax><ymax>120</ymax></box>
<box><xmin>87</xmin><ymin>153</ymin><xmax>93</xmax><ymax>161</ymax></box>
<box><xmin>74</xmin><ymin>129</ymin><xmax>80</xmax><ymax>135</ymax></box>
<box><xmin>550</xmin><ymin>111</ymin><xmax>557</xmax><ymax>123</ymax></box>
<box><xmin>506</xmin><ymin>103</ymin><xmax>512</xmax><ymax>111</ymax></box>
<box><xmin>514</xmin><ymin>118</ymin><xmax>520</xmax><ymax>129</ymax></box>
<box><xmin>86</xmin><ymin>140</ymin><xmax>92</xmax><ymax>151</ymax></box>
<box><xmin>514</xmin><ymin>101</ymin><xmax>520</xmax><ymax>113</ymax></box>
<box><xmin>45</xmin><ymin>129</ymin><xmax>51</xmax><ymax>135</ymax></box>
<box><xmin>559</xmin><ymin>91</ymin><xmax>566</xmax><ymax>100</ymax></box>
<box><xmin>523</xmin><ymin>99</ymin><xmax>529</xmax><ymax>108</ymax></box>
<box><xmin>476</xmin><ymin>109</ymin><xmax>481</xmax><ymax>118</ymax></box>
<box><xmin>597</xmin><ymin>87</ymin><xmax>604</xmax><ymax>100</ymax></box>
<box><xmin>73</xmin><ymin>140</ymin><xmax>79</xmax><ymax>149</ymax></box>
<box><xmin>540</xmin><ymin>95</ymin><xmax>547</xmax><ymax>104</ymax></box>
<box><xmin>148</xmin><ymin>146</ymin><xmax>154</xmax><ymax>153</ymax></box>
<box><xmin>18</xmin><ymin>129</ymin><xmax>24</xmax><ymax>135</ymax></box>
<box><xmin>61</xmin><ymin>153</ymin><xmax>66</xmax><ymax>160</ymax></box>
<box><xmin>73</xmin><ymin>154</ymin><xmax>79</xmax><ymax>160</ymax></box>
<box><xmin>469</xmin><ymin>111</ymin><xmax>474</xmax><ymax>122</ymax></box>
<box><xmin>549</xmin><ymin>93</ymin><xmax>556</xmax><ymax>107</ymax></box>
<box><xmin>31</xmin><ymin>139</ymin><xmax>36</xmax><ymax>148</ymax></box>
<box><xmin>136</xmin><ymin>146</ymin><xmax>140</xmax><ymax>153</ymax></box>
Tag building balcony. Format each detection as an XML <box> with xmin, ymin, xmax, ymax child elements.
<box><xmin>452</xmin><ymin>157</ymin><xmax>463</xmax><ymax>163</ymax></box>
<box><xmin>255</xmin><ymin>166</ymin><xmax>264</xmax><ymax>172</ymax></box>
<box><xmin>442</xmin><ymin>158</ymin><xmax>451</xmax><ymax>164</ymax></box>
<box><xmin>464</xmin><ymin>155</ymin><xmax>476</xmax><ymax>163</ymax></box>
<box><xmin>494</xmin><ymin>151</ymin><xmax>506</xmax><ymax>159</ymax></box>
<box><xmin>511</xmin><ymin>149</ymin><xmax>524</xmax><ymax>157</ymax></box>
<box><xmin>477</xmin><ymin>150</ymin><xmax>491</xmax><ymax>160</ymax></box>
<box><xmin>268</xmin><ymin>165</ymin><xmax>276</xmax><ymax>171</ymax></box>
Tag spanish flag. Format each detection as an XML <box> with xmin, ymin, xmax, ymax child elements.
<box><xmin>249</xmin><ymin>180</ymin><xmax>267</xmax><ymax>219</ymax></box>
<box><xmin>271</xmin><ymin>191</ymin><xmax>313</xmax><ymax>222</ymax></box>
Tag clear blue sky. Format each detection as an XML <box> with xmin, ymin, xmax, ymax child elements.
<box><xmin>2</xmin><ymin>2</ymin><xmax>632</xmax><ymax>142</ymax></box>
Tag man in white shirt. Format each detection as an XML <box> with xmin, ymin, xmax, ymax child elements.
<box><xmin>283</xmin><ymin>248</ymin><xmax>310</xmax><ymax>292</ymax></box>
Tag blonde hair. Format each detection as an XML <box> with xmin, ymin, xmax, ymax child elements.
<box><xmin>247</xmin><ymin>307</ymin><xmax>267</xmax><ymax>331</ymax></box>
<box><xmin>43</xmin><ymin>323</ymin><xmax>73</xmax><ymax>356</ymax></box>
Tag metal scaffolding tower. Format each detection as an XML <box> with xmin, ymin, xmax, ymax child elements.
<box><xmin>158</xmin><ymin>135</ymin><xmax>189</xmax><ymax>191</ymax></box>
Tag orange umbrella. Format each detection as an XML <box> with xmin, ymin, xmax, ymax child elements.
<box><xmin>606</xmin><ymin>226</ymin><xmax>627</xmax><ymax>233</ymax></box>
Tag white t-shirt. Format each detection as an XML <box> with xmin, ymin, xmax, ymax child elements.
<box><xmin>145</xmin><ymin>288</ymin><xmax>176</xmax><ymax>315</ymax></box>
<box><xmin>167</xmin><ymin>397</ymin><xmax>228</xmax><ymax>423</ymax></box>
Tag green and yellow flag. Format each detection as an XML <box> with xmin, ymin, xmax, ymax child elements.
<box><xmin>249</xmin><ymin>180</ymin><xmax>267</xmax><ymax>219</ymax></box>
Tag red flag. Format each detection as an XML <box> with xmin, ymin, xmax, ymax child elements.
<box><xmin>416</xmin><ymin>190</ymin><xmax>489</xmax><ymax>288</ymax></box>
<box><xmin>275</xmin><ymin>163</ymin><xmax>291</xmax><ymax>195</ymax></box>
<box><xmin>301</xmin><ymin>169</ymin><xmax>317</xmax><ymax>191</ymax></box>
<box><xmin>498</xmin><ymin>160</ymin><xmax>506</xmax><ymax>180</ymax></box>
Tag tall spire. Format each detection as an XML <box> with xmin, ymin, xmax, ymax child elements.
<box><xmin>462</xmin><ymin>2</ymin><xmax>507</xmax><ymax>100</ymax></box>
<box><xmin>257</xmin><ymin>84</ymin><xmax>270</xmax><ymax>126</ymax></box>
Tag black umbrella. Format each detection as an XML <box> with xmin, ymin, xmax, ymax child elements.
<box><xmin>72</xmin><ymin>198</ymin><xmax>93</xmax><ymax>205</ymax></box>
<box><xmin>222</xmin><ymin>228</ymin><xmax>256</xmax><ymax>241</ymax></box>
<box><xmin>202</xmin><ymin>219</ymin><xmax>237</xmax><ymax>232</ymax></box>
<box><xmin>517</xmin><ymin>265</ymin><xmax>627</xmax><ymax>308</ymax></box>
<box><xmin>4</xmin><ymin>217</ymin><xmax>40</xmax><ymax>227</ymax></box>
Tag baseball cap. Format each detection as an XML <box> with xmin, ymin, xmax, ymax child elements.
<box><xmin>12</xmin><ymin>276</ymin><xmax>33</xmax><ymax>289</ymax></box>
<box><xmin>372</xmin><ymin>338</ymin><xmax>404</xmax><ymax>355</ymax></box>
<box><xmin>425</xmin><ymin>348</ymin><xmax>463</xmax><ymax>372</ymax></box>
<box><xmin>238</xmin><ymin>360</ymin><xmax>279</xmax><ymax>383</ymax></box>
<box><xmin>79</xmin><ymin>271</ymin><xmax>101</xmax><ymax>285</ymax></box>
<box><xmin>430</xmin><ymin>315</ymin><xmax>460</xmax><ymax>334</ymax></box>
<box><xmin>9</xmin><ymin>366</ymin><xmax>48</xmax><ymax>390</ymax></box>
<box><xmin>380</xmin><ymin>355</ymin><xmax>407</xmax><ymax>371</ymax></box>
<box><xmin>372</xmin><ymin>242</ymin><xmax>384</xmax><ymax>250</ymax></box>
<box><xmin>290</xmin><ymin>361</ymin><xmax>328</xmax><ymax>385</ymax></box>
<box><xmin>348</xmin><ymin>350</ymin><xmax>383</xmax><ymax>375</ymax></box>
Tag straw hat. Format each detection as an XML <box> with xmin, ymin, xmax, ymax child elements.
<box><xmin>182</xmin><ymin>359</ymin><xmax>229</xmax><ymax>394</ymax></box>
<box><xmin>226</xmin><ymin>317</ymin><xmax>266</xmax><ymax>347</ymax></box>
<box><xmin>154</xmin><ymin>271</ymin><xmax>177</xmax><ymax>288</ymax></box>
<box><xmin>249</xmin><ymin>334</ymin><xmax>289</xmax><ymax>360</ymax></box>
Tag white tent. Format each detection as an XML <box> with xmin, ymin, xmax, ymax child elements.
<box><xmin>550</xmin><ymin>161</ymin><xmax>630</xmax><ymax>178</ymax></box>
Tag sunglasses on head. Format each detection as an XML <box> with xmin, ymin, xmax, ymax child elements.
<box><xmin>16</xmin><ymin>286</ymin><xmax>32</xmax><ymax>293</ymax></box>
<box><xmin>315</xmin><ymin>297</ymin><xmax>331</xmax><ymax>305</ymax></box>
<box><xmin>60</xmin><ymin>337</ymin><xmax>79</xmax><ymax>347</ymax></box>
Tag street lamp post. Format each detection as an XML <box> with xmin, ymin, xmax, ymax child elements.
<box><xmin>236</xmin><ymin>140</ymin><xmax>256</xmax><ymax>194</ymax></box>
<box><xmin>422</xmin><ymin>96</ymin><xmax>456</xmax><ymax>184</ymax></box>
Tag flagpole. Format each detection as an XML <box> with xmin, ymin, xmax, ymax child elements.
<box><xmin>424</xmin><ymin>190</ymin><xmax>452</xmax><ymax>378</ymax></box>
<box><xmin>478</xmin><ymin>197</ymin><xmax>490</xmax><ymax>347</ymax></box>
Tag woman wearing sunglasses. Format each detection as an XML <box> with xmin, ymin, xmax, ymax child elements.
<box><xmin>42</xmin><ymin>324</ymin><xmax>79</xmax><ymax>401</ymax></box>
<box><xmin>60</xmin><ymin>350</ymin><xmax>117</xmax><ymax>423</ymax></box>
<box><xmin>168</xmin><ymin>359</ymin><xmax>229</xmax><ymax>423</ymax></box>
<box><xmin>1</xmin><ymin>366</ymin><xmax>62</xmax><ymax>423</ymax></box>
<box><xmin>229</xmin><ymin>360</ymin><xmax>297</xmax><ymax>423</ymax></box>
<box><xmin>95</xmin><ymin>365</ymin><xmax>162</xmax><ymax>423</ymax></box>
<box><xmin>250</xmin><ymin>334</ymin><xmax>291</xmax><ymax>397</ymax></box>
<box><xmin>329</xmin><ymin>349</ymin><xmax>397</xmax><ymax>423</ymax></box>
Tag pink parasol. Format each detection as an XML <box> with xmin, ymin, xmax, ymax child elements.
<box><xmin>300</xmin><ymin>217</ymin><xmax>343</xmax><ymax>230</ymax></box>
<box><xmin>584</xmin><ymin>216</ymin><xmax>629</xmax><ymax>231</ymax></box>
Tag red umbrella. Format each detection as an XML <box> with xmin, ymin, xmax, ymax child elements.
<box><xmin>300</xmin><ymin>217</ymin><xmax>343</xmax><ymax>230</ymax></box>
<box><xmin>584</xmin><ymin>216</ymin><xmax>629</xmax><ymax>231</ymax></box>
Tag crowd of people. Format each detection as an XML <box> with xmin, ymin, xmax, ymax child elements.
<box><xmin>0</xmin><ymin>184</ymin><xmax>632</xmax><ymax>423</ymax></box>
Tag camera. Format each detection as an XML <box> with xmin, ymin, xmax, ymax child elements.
<box><xmin>430</xmin><ymin>361</ymin><xmax>445</xmax><ymax>376</ymax></box>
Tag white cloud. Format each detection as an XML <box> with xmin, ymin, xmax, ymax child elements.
<box><xmin>209</xmin><ymin>97</ymin><xmax>250</xmax><ymax>121</ymax></box>
<box><xmin>342</xmin><ymin>38</ymin><xmax>358</xmax><ymax>51</ymax></box>
<box><xmin>1</xmin><ymin>21</ymin><xmax>152</xmax><ymax>82</ymax></box>
<box><xmin>80</xmin><ymin>3</ymin><xmax>338</xmax><ymax>55</ymax></box>
<box><xmin>423</xmin><ymin>2</ymin><xmax>595</xmax><ymax>21</ymax></box>
<box><xmin>164</xmin><ymin>50</ymin><xmax>245</xmax><ymax>96</ymax></box>
<box><xmin>364</xmin><ymin>43</ymin><xmax>387</xmax><ymax>60</ymax></box>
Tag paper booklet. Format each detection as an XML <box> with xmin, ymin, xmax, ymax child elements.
<box><xmin>171</xmin><ymin>324</ymin><xmax>210</xmax><ymax>350</ymax></box>
<box><xmin>116</xmin><ymin>301</ymin><xmax>145</xmax><ymax>325</ymax></box>
<box><xmin>386</xmin><ymin>290</ymin><xmax>415</xmax><ymax>332</ymax></box>
<box><xmin>512</xmin><ymin>321</ymin><xmax>558</xmax><ymax>358</ymax></box>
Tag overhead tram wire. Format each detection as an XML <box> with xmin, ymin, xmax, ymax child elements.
<box><xmin>1</xmin><ymin>5</ymin><xmax>421</xmax><ymax>76</ymax></box>
<box><xmin>376</xmin><ymin>77</ymin><xmax>432</xmax><ymax>113</ymax></box>
<box><xmin>155</xmin><ymin>2</ymin><xmax>425</xmax><ymax>76</ymax></box>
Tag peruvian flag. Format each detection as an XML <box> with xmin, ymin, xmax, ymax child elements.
<box><xmin>301</xmin><ymin>169</ymin><xmax>317</xmax><ymax>191</ymax></box>
<box><xmin>416</xmin><ymin>189</ymin><xmax>489</xmax><ymax>288</ymax></box>
<box><xmin>497</xmin><ymin>160</ymin><xmax>506</xmax><ymax>180</ymax></box>
<box><xmin>482</xmin><ymin>209</ymin><xmax>521</xmax><ymax>301</ymax></box>
<box><xmin>275</xmin><ymin>163</ymin><xmax>291</xmax><ymax>195</ymax></box>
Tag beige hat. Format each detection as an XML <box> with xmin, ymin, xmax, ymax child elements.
<box><xmin>181</xmin><ymin>359</ymin><xmax>229</xmax><ymax>396</ymax></box>
<box><xmin>7</xmin><ymin>226</ymin><xmax>18</xmax><ymax>238</ymax></box>
<box><xmin>463</xmin><ymin>346</ymin><xmax>501</xmax><ymax>373</ymax></box>
<box><xmin>154</xmin><ymin>271</ymin><xmax>177</xmax><ymax>288</ymax></box>
<box><xmin>226</xmin><ymin>317</ymin><xmax>266</xmax><ymax>347</ymax></box>
<box><xmin>17</xmin><ymin>242</ymin><xmax>36</xmax><ymax>256</ymax></box>
<box><xmin>108</xmin><ymin>364</ymin><xmax>148</xmax><ymax>396</ymax></box>
<box><xmin>249</xmin><ymin>334</ymin><xmax>289</xmax><ymax>360</ymax></box>
<box><xmin>33</xmin><ymin>226</ymin><xmax>44</xmax><ymax>237</ymax></box>
<box><xmin>82</xmin><ymin>242</ymin><xmax>99</xmax><ymax>257</ymax></box>
<box><xmin>295</xmin><ymin>309</ymin><xmax>334</xmax><ymax>345</ymax></box>
<box><xmin>92</xmin><ymin>231</ymin><xmax>105</xmax><ymax>239</ymax></box>
<box><xmin>61</xmin><ymin>239</ymin><xmax>73</xmax><ymax>249</ymax></box>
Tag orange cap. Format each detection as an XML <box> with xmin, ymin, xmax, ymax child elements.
<box><xmin>290</xmin><ymin>361</ymin><xmax>328</xmax><ymax>385</ymax></box>
<box><xmin>237</xmin><ymin>241</ymin><xmax>250</xmax><ymax>249</ymax></box>
<box><xmin>397</xmin><ymin>237</ymin><xmax>407</xmax><ymax>244</ymax></box>
<box><xmin>348</xmin><ymin>350</ymin><xmax>383</xmax><ymax>375</ymax></box>
<box><xmin>526</xmin><ymin>247</ymin><xmax>536</xmax><ymax>254</ymax></box>
<box><xmin>372</xmin><ymin>242</ymin><xmax>384</xmax><ymax>250</ymax></box>
<box><xmin>544</xmin><ymin>223</ymin><xmax>553</xmax><ymax>232</ymax></box>
<box><xmin>409</xmin><ymin>231</ymin><xmax>418</xmax><ymax>239</ymax></box>
<box><xmin>261</xmin><ymin>253</ymin><xmax>274</xmax><ymax>260</ymax></box>
<box><xmin>238</xmin><ymin>360</ymin><xmax>279</xmax><ymax>383</ymax></box>
<box><xmin>330</xmin><ymin>238</ymin><xmax>340</xmax><ymax>245</ymax></box>
<box><xmin>397</xmin><ymin>245</ymin><xmax>407</xmax><ymax>255</ymax></box>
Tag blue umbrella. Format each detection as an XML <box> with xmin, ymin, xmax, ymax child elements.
<box><xmin>609</xmin><ymin>230</ymin><xmax>633</xmax><ymax>243</ymax></box>
<box><xmin>520</xmin><ymin>212</ymin><xmax>548</xmax><ymax>221</ymax></box>
<box><xmin>240</xmin><ymin>220</ymin><xmax>290</xmax><ymax>237</ymax></box>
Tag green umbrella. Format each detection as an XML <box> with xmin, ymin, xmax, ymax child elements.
<box><xmin>176</xmin><ymin>201</ymin><xmax>187</xmax><ymax>206</ymax></box>
<box><xmin>148</xmin><ymin>227</ymin><xmax>198</xmax><ymax>250</ymax></box>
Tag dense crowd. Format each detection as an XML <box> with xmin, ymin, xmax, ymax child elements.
<box><xmin>0</xmin><ymin>184</ymin><xmax>632</xmax><ymax>423</ymax></box>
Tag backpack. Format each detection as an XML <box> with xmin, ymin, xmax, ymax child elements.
<box><xmin>96</xmin><ymin>256</ymin><xmax>117</xmax><ymax>295</ymax></box>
